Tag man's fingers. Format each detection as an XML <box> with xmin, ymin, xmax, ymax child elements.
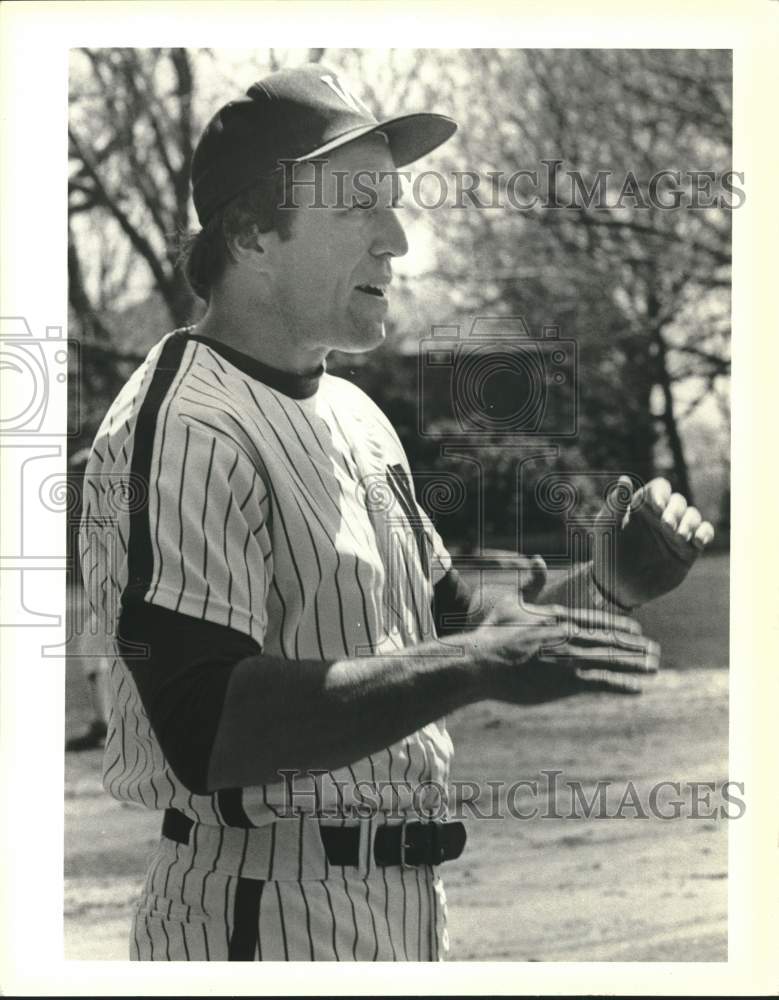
<box><xmin>540</xmin><ymin>604</ymin><xmax>643</xmax><ymax>636</ymax></box>
<box><xmin>540</xmin><ymin>639</ymin><xmax>660</xmax><ymax>674</ymax></box>
<box><xmin>572</xmin><ymin>670</ymin><xmax>644</xmax><ymax>696</ymax></box>
<box><xmin>677</xmin><ymin>505</ymin><xmax>702</xmax><ymax>541</ymax></box>
<box><xmin>519</xmin><ymin>554</ymin><xmax>548</xmax><ymax>602</ymax></box>
<box><xmin>493</xmin><ymin>606</ymin><xmax>646</xmax><ymax>655</ymax></box>
<box><xmin>692</xmin><ymin>521</ymin><xmax>715</xmax><ymax>550</ymax></box>
<box><xmin>563</xmin><ymin>645</ymin><xmax>659</xmax><ymax>673</ymax></box>
<box><xmin>639</xmin><ymin>477</ymin><xmax>672</xmax><ymax>513</ymax></box>
<box><xmin>660</xmin><ymin>492</ymin><xmax>688</xmax><ymax>530</ymax></box>
<box><xmin>554</xmin><ymin>629</ymin><xmax>658</xmax><ymax>656</ymax></box>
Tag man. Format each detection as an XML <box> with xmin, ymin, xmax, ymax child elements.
<box><xmin>79</xmin><ymin>63</ymin><xmax>714</xmax><ymax>962</ymax></box>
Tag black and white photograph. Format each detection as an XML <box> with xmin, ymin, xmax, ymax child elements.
<box><xmin>1</xmin><ymin>2</ymin><xmax>777</xmax><ymax>995</ymax></box>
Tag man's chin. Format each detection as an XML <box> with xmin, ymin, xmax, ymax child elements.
<box><xmin>337</xmin><ymin>321</ymin><xmax>386</xmax><ymax>354</ymax></box>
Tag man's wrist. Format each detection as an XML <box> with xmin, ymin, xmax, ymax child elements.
<box><xmin>588</xmin><ymin>567</ymin><xmax>634</xmax><ymax>613</ymax></box>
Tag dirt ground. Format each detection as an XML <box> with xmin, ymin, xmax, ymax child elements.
<box><xmin>65</xmin><ymin>554</ymin><xmax>729</xmax><ymax>961</ymax></box>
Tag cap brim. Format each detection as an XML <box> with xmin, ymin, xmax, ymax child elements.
<box><xmin>297</xmin><ymin>112</ymin><xmax>457</xmax><ymax>167</ymax></box>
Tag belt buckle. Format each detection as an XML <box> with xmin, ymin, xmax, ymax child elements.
<box><xmin>400</xmin><ymin>818</ymin><xmax>416</xmax><ymax>870</ymax></box>
<box><xmin>400</xmin><ymin>820</ymin><xmax>446</xmax><ymax>868</ymax></box>
<box><xmin>431</xmin><ymin>822</ymin><xmax>446</xmax><ymax>866</ymax></box>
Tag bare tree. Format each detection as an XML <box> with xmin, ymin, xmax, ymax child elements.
<box><xmin>69</xmin><ymin>48</ymin><xmax>198</xmax><ymax>332</ymax></box>
<box><xmin>399</xmin><ymin>48</ymin><xmax>732</xmax><ymax>496</ymax></box>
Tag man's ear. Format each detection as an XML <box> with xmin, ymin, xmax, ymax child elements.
<box><xmin>224</xmin><ymin>222</ymin><xmax>268</xmax><ymax>268</ymax></box>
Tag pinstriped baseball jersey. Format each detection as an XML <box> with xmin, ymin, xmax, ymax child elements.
<box><xmin>79</xmin><ymin>328</ymin><xmax>456</xmax><ymax>827</ymax></box>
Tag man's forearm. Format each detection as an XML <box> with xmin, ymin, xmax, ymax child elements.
<box><xmin>206</xmin><ymin>636</ymin><xmax>482</xmax><ymax>791</ymax></box>
<box><xmin>144</xmin><ymin>562</ymin><xmax>635</xmax><ymax>794</ymax></box>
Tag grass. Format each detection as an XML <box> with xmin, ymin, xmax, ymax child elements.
<box><xmin>634</xmin><ymin>552</ymin><xmax>728</xmax><ymax>670</ymax></box>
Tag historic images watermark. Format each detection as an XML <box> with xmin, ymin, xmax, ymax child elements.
<box><xmin>279</xmin><ymin>159</ymin><xmax>746</xmax><ymax>212</ymax></box>
<box><xmin>268</xmin><ymin>769</ymin><xmax>747</xmax><ymax>822</ymax></box>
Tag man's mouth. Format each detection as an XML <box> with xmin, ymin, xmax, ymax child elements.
<box><xmin>355</xmin><ymin>283</ymin><xmax>387</xmax><ymax>298</ymax></box>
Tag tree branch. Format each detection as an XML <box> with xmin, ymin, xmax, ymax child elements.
<box><xmin>68</xmin><ymin>125</ymin><xmax>174</xmax><ymax>299</ymax></box>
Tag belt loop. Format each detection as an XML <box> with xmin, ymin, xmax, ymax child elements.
<box><xmin>399</xmin><ymin>817</ymin><xmax>414</xmax><ymax>870</ymax></box>
<box><xmin>358</xmin><ymin>815</ymin><xmax>371</xmax><ymax>877</ymax></box>
<box><xmin>162</xmin><ymin>807</ymin><xmax>194</xmax><ymax>846</ymax></box>
<box><xmin>364</xmin><ymin>815</ymin><xmax>373</xmax><ymax>878</ymax></box>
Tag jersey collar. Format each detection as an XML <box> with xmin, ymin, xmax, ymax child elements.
<box><xmin>181</xmin><ymin>331</ymin><xmax>324</xmax><ymax>399</ymax></box>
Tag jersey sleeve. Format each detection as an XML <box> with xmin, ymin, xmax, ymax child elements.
<box><xmin>128</xmin><ymin>418</ymin><xmax>272</xmax><ymax>646</ymax></box>
<box><xmin>118</xmin><ymin>417</ymin><xmax>272</xmax><ymax>794</ymax></box>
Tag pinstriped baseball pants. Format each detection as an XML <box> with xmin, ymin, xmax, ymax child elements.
<box><xmin>130</xmin><ymin>820</ymin><xmax>450</xmax><ymax>961</ymax></box>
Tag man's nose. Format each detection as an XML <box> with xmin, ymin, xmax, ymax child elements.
<box><xmin>371</xmin><ymin>207</ymin><xmax>409</xmax><ymax>259</ymax></box>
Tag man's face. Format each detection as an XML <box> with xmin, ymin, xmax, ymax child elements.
<box><xmin>263</xmin><ymin>136</ymin><xmax>409</xmax><ymax>357</ymax></box>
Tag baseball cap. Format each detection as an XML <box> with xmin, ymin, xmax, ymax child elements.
<box><xmin>191</xmin><ymin>63</ymin><xmax>457</xmax><ymax>225</ymax></box>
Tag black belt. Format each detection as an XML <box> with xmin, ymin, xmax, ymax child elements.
<box><xmin>375</xmin><ymin>820</ymin><xmax>467</xmax><ymax>867</ymax></box>
<box><xmin>319</xmin><ymin>820</ymin><xmax>467</xmax><ymax>868</ymax></box>
<box><xmin>162</xmin><ymin>809</ymin><xmax>466</xmax><ymax>868</ymax></box>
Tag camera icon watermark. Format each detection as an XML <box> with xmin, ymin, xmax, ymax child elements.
<box><xmin>0</xmin><ymin>316</ymin><xmax>80</xmax><ymax>436</ymax></box>
<box><xmin>418</xmin><ymin>316</ymin><xmax>578</xmax><ymax>439</ymax></box>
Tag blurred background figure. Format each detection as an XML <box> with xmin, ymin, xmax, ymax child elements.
<box><xmin>65</xmin><ymin>651</ymin><xmax>110</xmax><ymax>751</ymax></box>
<box><xmin>65</xmin><ymin>447</ymin><xmax>111</xmax><ymax>752</ymax></box>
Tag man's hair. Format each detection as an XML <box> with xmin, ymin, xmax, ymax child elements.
<box><xmin>179</xmin><ymin>171</ymin><xmax>294</xmax><ymax>302</ymax></box>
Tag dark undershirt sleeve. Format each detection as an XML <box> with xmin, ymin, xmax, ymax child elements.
<box><xmin>118</xmin><ymin>600</ymin><xmax>261</xmax><ymax>795</ymax></box>
<box><xmin>431</xmin><ymin>566</ymin><xmax>477</xmax><ymax>636</ymax></box>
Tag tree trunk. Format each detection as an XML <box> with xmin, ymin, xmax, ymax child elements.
<box><xmin>620</xmin><ymin>334</ymin><xmax>657</xmax><ymax>488</ymax></box>
<box><xmin>653</xmin><ymin>326</ymin><xmax>693</xmax><ymax>500</ymax></box>
<box><xmin>647</xmin><ymin>279</ymin><xmax>693</xmax><ymax>501</ymax></box>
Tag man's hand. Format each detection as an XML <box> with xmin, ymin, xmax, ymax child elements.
<box><xmin>470</xmin><ymin>599</ymin><xmax>659</xmax><ymax>704</ymax></box>
<box><xmin>592</xmin><ymin>476</ymin><xmax>715</xmax><ymax>609</ymax></box>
